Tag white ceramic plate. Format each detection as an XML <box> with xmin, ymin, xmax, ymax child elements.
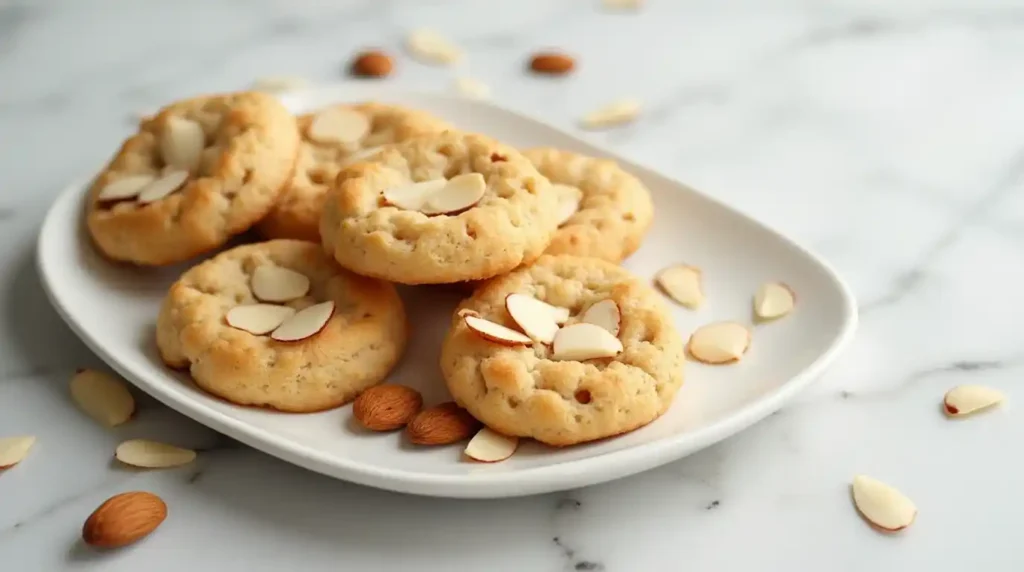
<box><xmin>36</xmin><ymin>86</ymin><xmax>857</xmax><ymax>498</ymax></box>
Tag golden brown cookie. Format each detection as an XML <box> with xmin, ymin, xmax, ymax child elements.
<box><xmin>156</xmin><ymin>240</ymin><xmax>408</xmax><ymax>412</ymax></box>
<box><xmin>320</xmin><ymin>131</ymin><xmax>558</xmax><ymax>285</ymax></box>
<box><xmin>523</xmin><ymin>148</ymin><xmax>654</xmax><ymax>263</ymax></box>
<box><xmin>258</xmin><ymin>103</ymin><xmax>452</xmax><ymax>242</ymax></box>
<box><xmin>87</xmin><ymin>92</ymin><xmax>300</xmax><ymax>265</ymax></box>
<box><xmin>440</xmin><ymin>255</ymin><xmax>685</xmax><ymax>446</ymax></box>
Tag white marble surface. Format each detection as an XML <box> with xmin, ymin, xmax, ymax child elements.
<box><xmin>2</xmin><ymin>0</ymin><xmax>1024</xmax><ymax>569</ymax></box>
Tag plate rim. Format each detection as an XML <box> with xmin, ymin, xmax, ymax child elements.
<box><xmin>36</xmin><ymin>86</ymin><xmax>858</xmax><ymax>498</ymax></box>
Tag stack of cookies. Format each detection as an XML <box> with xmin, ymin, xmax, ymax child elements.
<box><xmin>85</xmin><ymin>90</ymin><xmax>685</xmax><ymax>450</ymax></box>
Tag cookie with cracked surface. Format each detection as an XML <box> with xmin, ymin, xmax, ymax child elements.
<box><xmin>156</xmin><ymin>240</ymin><xmax>408</xmax><ymax>412</ymax></box>
<box><xmin>523</xmin><ymin>148</ymin><xmax>654</xmax><ymax>263</ymax></box>
<box><xmin>87</xmin><ymin>91</ymin><xmax>300</xmax><ymax>265</ymax></box>
<box><xmin>320</xmin><ymin>131</ymin><xmax>558</xmax><ymax>284</ymax></box>
<box><xmin>440</xmin><ymin>255</ymin><xmax>684</xmax><ymax>446</ymax></box>
<box><xmin>258</xmin><ymin>103</ymin><xmax>453</xmax><ymax>242</ymax></box>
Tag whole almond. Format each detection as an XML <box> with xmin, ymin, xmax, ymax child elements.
<box><xmin>82</xmin><ymin>491</ymin><xmax>167</xmax><ymax>548</ymax></box>
<box><xmin>350</xmin><ymin>50</ymin><xmax>394</xmax><ymax>78</ymax></box>
<box><xmin>529</xmin><ymin>52</ymin><xmax>575</xmax><ymax>75</ymax></box>
<box><xmin>406</xmin><ymin>402</ymin><xmax>481</xmax><ymax>445</ymax></box>
<box><xmin>353</xmin><ymin>384</ymin><xmax>423</xmax><ymax>431</ymax></box>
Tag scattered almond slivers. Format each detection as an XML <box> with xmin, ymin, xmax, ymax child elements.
<box><xmin>464</xmin><ymin>315</ymin><xmax>533</xmax><ymax>346</ymax></box>
<box><xmin>97</xmin><ymin>175</ymin><xmax>155</xmax><ymax>202</ymax></box>
<box><xmin>252</xmin><ymin>76</ymin><xmax>309</xmax><ymax>93</ymax></box>
<box><xmin>0</xmin><ymin>436</ymin><xmax>36</xmax><ymax>469</ymax></box>
<box><xmin>754</xmin><ymin>282</ymin><xmax>795</xmax><ymax>321</ymax></box>
<box><xmin>251</xmin><ymin>265</ymin><xmax>311</xmax><ymax>303</ymax></box>
<box><xmin>270</xmin><ymin>301</ymin><xmax>335</xmax><ymax>342</ymax></box>
<box><xmin>115</xmin><ymin>439</ymin><xmax>196</xmax><ymax>469</ymax></box>
<box><xmin>308</xmin><ymin>107</ymin><xmax>370</xmax><ymax>144</ymax></box>
<box><xmin>70</xmin><ymin>369</ymin><xmax>135</xmax><ymax>427</ymax></box>
<box><xmin>581</xmin><ymin>99</ymin><xmax>641</xmax><ymax>129</ymax></box>
<box><xmin>943</xmin><ymin>385</ymin><xmax>1004</xmax><ymax>417</ymax></box>
<box><xmin>455</xmin><ymin>77</ymin><xmax>491</xmax><ymax>100</ymax></box>
<box><xmin>552</xmin><ymin>323</ymin><xmax>623</xmax><ymax>361</ymax></box>
<box><xmin>406</xmin><ymin>29</ymin><xmax>463</xmax><ymax>65</ymax></box>
<box><xmin>581</xmin><ymin>299</ymin><xmax>621</xmax><ymax>337</ymax></box>
<box><xmin>383</xmin><ymin>174</ymin><xmax>486</xmax><ymax>215</ymax></box>
<box><xmin>136</xmin><ymin>170</ymin><xmax>190</xmax><ymax>204</ymax></box>
<box><xmin>687</xmin><ymin>322</ymin><xmax>750</xmax><ymax>364</ymax></box>
<box><xmin>553</xmin><ymin>184</ymin><xmax>583</xmax><ymax>226</ymax></box>
<box><xmin>160</xmin><ymin>117</ymin><xmax>205</xmax><ymax>173</ymax></box>
<box><xmin>506</xmin><ymin>294</ymin><xmax>563</xmax><ymax>344</ymax></box>
<box><xmin>603</xmin><ymin>0</ymin><xmax>644</xmax><ymax>9</ymax></box>
<box><xmin>226</xmin><ymin>304</ymin><xmax>297</xmax><ymax>335</ymax></box>
<box><xmin>851</xmin><ymin>475</ymin><xmax>917</xmax><ymax>533</ymax></box>
<box><xmin>656</xmin><ymin>265</ymin><xmax>704</xmax><ymax>309</ymax></box>
<box><xmin>464</xmin><ymin>428</ymin><xmax>519</xmax><ymax>463</ymax></box>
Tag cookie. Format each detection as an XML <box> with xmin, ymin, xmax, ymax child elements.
<box><xmin>440</xmin><ymin>255</ymin><xmax>685</xmax><ymax>446</ymax></box>
<box><xmin>156</xmin><ymin>240</ymin><xmax>408</xmax><ymax>412</ymax></box>
<box><xmin>320</xmin><ymin>131</ymin><xmax>558</xmax><ymax>284</ymax></box>
<box><xmin>87</xmin><ymin>92</ymin><xmax>300</xmax><ymax>265</ymax></box>
<box><xmin>258</xmin><ymin>103</ymin><xmax>452</xmax><ymax>242</ymax></box>
<box><xmin>523</xmin><ymin>148</ymin><xmax>654</xmax><ymax>263</ymax></box>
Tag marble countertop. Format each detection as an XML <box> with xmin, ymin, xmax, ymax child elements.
<box><xmin>3</xmin><ymin>0</ymin><xmax>1024</xmax><ymax>570</ymax></box>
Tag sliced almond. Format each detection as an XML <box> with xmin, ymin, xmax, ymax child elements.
<box><xmin>687</xmin><ymin>322</ymin><xmax>750</xmax><ymax>364</ymax></box>
<box><xmin>603</xmin><ymin>0</ymin><xmax>644</xmax><ymax>9</ymax></box>
<box><xmin>226</xmin><ymin>304</ymin><xmax>297</xmax><ymax>335</ymax></box>
<box><xmin>505</xmin><ymin>294</ymin><xmax>561</xmax><ymax>344</ymax></box>
<box><xmin>406</xmin><ymin>29</ymin><xmax>463</xmax><ymax>65</ymax></box>
<box><xmin>581</xmin><ymin>299</ymin><xmax>621</xmax><ymax>337</ymax></box>
<box><xmin>548</xmin><ymin>305</ymin><xmax>571</xmax><ymax>325</ymax></box>
<box><xmin>338</xmin><ymin>145</ymin><xmax>385</xmax><ymax>169</ymax></box>
<box><xmin>251</xmin><ymin>265</ymin><xmax>310</xmax><ymax>303</ymax></box>
<box><xmin>754</xmin><ymin>282</ymin><xmax>795</xmax><ymax>321</ymax></box>
<box><xmin>465</xmin><ymin>315</ymin><xmax>533</xmax><ymax>346</ymax></box>
<box><xmin>308</xmin><ymin>107</ymin><xmax>370</xmax><ymax>145</ymax></box>
<box><xmin>159</xmin><ymin>117</ymin><xmax>205</xmax><ymax>173</ymax></box>
<box><xmin>270</xmin><ymin>301</ymin><xmax>335</xmax><ymax>342</ymax></box>
<box><xmin>454</xmin><ymin>77</ymin><xmax>491</xmax><ymax>99</ymax></box>
<box><xmin>136</xmin><ymin>170</ymin><xmax>189</xmax><ymax>204</ymax></box>
<box><xmin>115</xmin><ymin>439</ymin><xmax>196</xmax><ymax>469</ymax></box>
<box><xmin>0</xmin><ymin>436</ymin><xmax>36</xmax><ymax>469</ymax></box>
<box><xmin>97</xmin><ymin>175</ymin><xmax>156</xmax><ymax>202</ymax></box>
<box><xmin>70</xmin><ymin>369</ymin><xmax>135</xmax><ymax>427</ymax></box>
<box><xmin>943</xmin><ymin>385</ymin><xmax>1004</xmax><ymax>417</ymax></box>
<box><xmin>464</xmin><ymin>428</ymin><xmax>519</xmax><ymax>463</ymax></box>
<box><xmin>421</xmin><ymin>173</ymin><xmax>487</xmax><ymax>215</ymax></box>
<box><xmin>553</xmin><ymin>184</ymin><xmax>583</xmax><ymax>226</ymax></box>
<box><xmin>382</xmin><ymin>179</ymin><xmax>448</xmax><ymax>211</ymax></box>
<box><xmin>656</xmin><ymin>265</ymin><xmax>704</xmax><ymax>309</ymax></box>
<box><xmin>581</xmin><ymin>99</ymin><xmax>641</xmax><ymax>129</ymax></box>
<box><xmin>552</xmin><ymin>323</ymin><xmax>623</xmax><ymax>361</ymax></box>
<box><xmin>252</xmin><ymin>75</ymin><xmax>309</xmax><ymax>93</ymax></box>
<box><xmin>851</xmin><ymin>475</ymin><xmax>917</xmax><ymax>533</ymax></box>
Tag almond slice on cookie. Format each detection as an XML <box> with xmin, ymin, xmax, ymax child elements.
<box><xmin>308</xmin><ymin>107</ymin><xmax>370</xmax><ymax>144</ymax></box>
<box><xmin>552</xmin><ymin>323</ymin><xmax>623</xmax><ymax>361</ymax></box>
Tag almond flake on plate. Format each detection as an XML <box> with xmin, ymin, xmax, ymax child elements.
<box><xmin>754</xmin><ymin>282</ymin><xmax>795</xmax><ymax>321</ymax></box>
<box><xmin>70</xmin><ymin>369</ymin><xmax>135</xmax><ymax>427</ymax></box>
<box><xmin>580</xmin><ymin>99</ymin><xmax>641</xmax><ymax>129</ymax></box>
<box><xmin>552</xmin><ymin>323</ymin><xmax>623</xmax><ymax>361</ymax></box>
<box><xmin>851</xmin><ymin>475</ymin><xmax>917</xmax><ymax>533</ymax></box>
<box><xmin>0</xmin><ymin>436</ymin><xmax>36</xmax><ymax>469</ymax></box>
<box><xmin>270</xmin><ymin>301</ymin><xmax>335</xmax><ymax>342</ymax></box>
<box><xmin>581</xmin><ymin>299</ymin><xmax>621</xmax><ymax>337</ymax></box>
<box><xmin>943</xmin><ymin>385</ymin><xmax>1004</xmax><ymax>417</ymax></box>
<box><xmin>252</xmin><ymin>76</ymin><xmax>310</xmax><ymax>93</ymax></box>
<box><xmin>308</xmin><ymin>107</ymin><xmax>370</xmax><ymax>145</ymax></box>
<box><xmin>251</xmin><ymin>265</ymin><xmax>310</xmax><ymax>303</ymax></box>
<box><xmin>115</xmin><ymin>439</ymin><xmax>196</xmax><ymax>469</ymax></box>
<box><xmin>465</xmin><ymin>315</ymin><xmax>533</xmax><ymax>346</ymax></box>
<box><xmin>406</xmin><ymin>29</ymin><xmax>463</xmax><ymax>65</ymax></box>
<box><xmin>464</xmin><ymin>428</ymin><xmax>519</xmax><ymax>462</ymax></box>
<box><xmin>656</xmin><ymin>265</ymin><xmax>704</xmax><ymax>309</ymax></box>
<box><xmin>505</xmin><ymin>294</ymin><xmax>562</xmax><ymax>344</ymax></box>
<box><xmin>602</xmin><ymin>0</ymin><xmax>644</xmax><ymax>9</ymax></box>
<box><xmin>97</xmin><ymin>175</ymin><xmax>156</xmax><ymax>202</ymax></box>
<box><xmin>136</xmin><ymin>170</ymin><xmax>190</xmax><ymax>204</ymax></box>
<box><xmin>226</xmin><ymin>304</ymin><xmax>297</xmax><ymax>335</ymax></box>
<box><xmin>454</xmin><ymin>77</ymin><xmax>491</xmax><ymax>99</ymax></box>
<box><xmin>159</xmin><ymin>117</ymin><xmax>205</xmax><ymax>173</ymax></box>
<box><xmin>687</xmin><ymin>322</ymin><xmax>750</xmax><ymax>364</ymax></box>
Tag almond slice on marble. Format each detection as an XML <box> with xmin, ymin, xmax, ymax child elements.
<box><xmin>454</xmin><ymin>77</ymin><xmax>490</xmax><ymax>99</ymax></box>
<box><xmin>603</xmin><ymin>0</ymin><xmax>644</xmax><ymax>9</ymax></box>
<box><xmin>382</xmin><ymin>179</ymin><xmax>448</xmax><ymax>211</ymax></box>
<box><xmin>754</xmin><ymin>282</ymin><xmax>795</xmax><ymax>321</ymax></box>
<box><xmin>552</xmin><ymin>323</ymin><xmax>623</xmax><ymax>361</ymax></box>
<box><xmin>505</xmin><ymin>294</ymin><xmax>562</xmax><ymax>344</ymax></box>
<box><xmin>687</xmin><ymin>322</ymin><xmax>750</xmax><ymax>364</ymax></box>
<box><xmin>226</xmin><ymin>304</ymin><xmax>297</xmax><ymax>335</ymax></box>
<box><xmin>581</xmin><ymin>99</ymin><xmax>641</xmax><ymax>129</ymax></box>
<box><xmin>553</xmin><ymin>184</ymin><xmax>583</xmax><ymax>226</ymax></box>
<box><xmin>581</xmin><ymin>299</ymin><xmax>621</xmax><ymax>337</ymax></box>
<box><xmin>136</xmin><ymin>170</ymin><xmax>190</xmax><ymax>204</ymax></box>
<box><xmin>656</xmin><ymin>265</ymin><xmax>704</xmax><ymax>309</ymax></box>
<box><xmin>97</xmin><ymin>175</ymin><xmax>156</xmax><ymax>202</ymax></box>
<box><xmin>420</xmin><ymin>173</ymin><xmax>486</xmax><ymax>215</ymax></box>
<box><xmin>851</xmin><ymin>475</ymin><xmax>917</xmax><ymax>533</ymax></box>
<box><xmin>406</xmin><ymin>29</ymin><xmax>463</xmax><ymax>65</ymax></box>
<box><xmin>251</xmin><ymin>266</ymin><xmax>310</xmax><ymax>303</ymax></box>
<box><xmin>70</xmin><ymin>369</ymin><xmax>135</xmax><ymax>428</ymax></box>
<box><xmin>0</xmin><ymin>436</ymin><xmax>36</xmax><ymax>469</ymax></box>
<box><xmin>270</xmin><ymin>301</ymin><xmax>335</xmax><ymax>342</ymax></box>
<box><xmin>943</xmin><ymin>385</ymin><xmax>1004</xmax><ymax>417</ymax></box>
<box><xmin>464</xmin><ymin>428</ymin><xmax>519</xmax><ymax>463</ymax></box>
<box><xmin>159</xmin><ymin>117</ymin><xmax>205</xmax><ymax>173</ymax></box>
<box><xmin>252</xmin><ymin>75</ymin><xmax>309</xmax><ymax>93</ymax></box>
<box><xmin>115</xmin><ymin>439</ymin><xmax>196</xmax><ymax>469</ymax></box>
<box><xmin>308</xmin><ymin>107</ymin><xmax>370</xmax><ymax>145</ymax></box>
<box><xmin>465</xmin><ymin>315</ymin><xmax>533</xmax><ymax>346</ymax></box>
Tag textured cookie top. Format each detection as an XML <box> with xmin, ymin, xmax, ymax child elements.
<box><xmin>440</xmin><ymin>255</ymin><xmax>685</xmax><ymax>445</ymax></box>
<box><xmin>87</xmin><ymin>92</ymin><xmax>299</xmax><ymax>265</ymax></box>
<box><xmin>523</xmin><ymin>148</ymin><xmax>654</xmax><ymax>263</ymax></box>
<box><xmin>258</xmin><ymin>103</ymin><xmax>452</xmax><ymax>242</ymax></box>
<box><xmin>320</xmin><ymin>131</ymin><xmax>558</xmax><ymax>284</ymax></box>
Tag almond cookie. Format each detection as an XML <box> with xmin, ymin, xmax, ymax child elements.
<box><xmin>320</xmin><ymin>131</ymin><xmax>558</xmax><ymax>284</ymax></box>
<box><xmin>523</xmin><ymin>148</ymin><xmax>654</xmax><ymax>263</ymax></box>
<box><xmin>440</xmin><ymin>255</ymin><xmax>684</xmax><ymax>446</ymax></box>
<box><xmin>157</xmin><ymin>240</ymin><xmax>407</xmax><ymax>412</ymax></box>
<box><xmin>87</xmin><ymin>92</ymin><xmax>300</xmax><ymax>265</ymax></box>
<box><xmin>257</xmin><ymin>103</ymin><xmax>452</xmax><ymax>242</ymax></box>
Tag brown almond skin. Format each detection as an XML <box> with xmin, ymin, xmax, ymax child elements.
<box><xmin>350</xmin><ymin>50</ymin><xmax>394</xmax><ymax>78</ymax></box>
<box><xmin>353</xmin><ymin>384</ymin><xmax>423</xmax><ymax>431</ymax></box>
<box><xmin>83</xmin><ymin>491</ymin><xmax>167</xmax><ymax>548</ymax></box>
<box><xmin>406</xmin><ymin>402</ymin><xmax>481</xmax><ymax>445</ymax></box>
<box><xmin>529</xmin><ymin>52</ymin><xmax>575</xmax><ymax>75</ymax></box>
